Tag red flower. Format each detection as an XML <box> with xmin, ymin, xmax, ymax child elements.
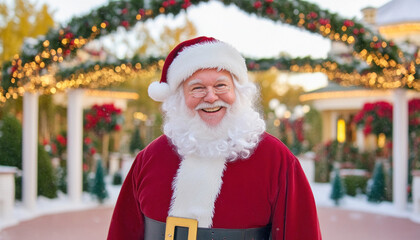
<box><xmin>343</xmin><ymin>20</ymin><xmax>354</xmax><ymax>27</ymax></box>
<box><xmin>84</xmin><ymin>137</ymin><xmax>92</xmax><ymax>145</ymax></box>
<box><xmin>355</xmin><ymin>101</ymin><xmax>393</xmax><ymax>136</ymax></box>
<box><xmin>377</xmin><ymin>108</ymin><xmax>385</xmax><ymax>117</ymax></box>
<box><xmin>319</xmin><ymin>18</ymin><xmax>330</xmax><ymax>25</ymax></box>
<box><xmin>121</xmin><ymin>20</ymin><xmax>130</xmax><ymax>28</ymax></box>
<box><xmin>182</xmin><ymin>0</ymin><xmax>191</xmax><ymax>9</ymax></box>
<box><xmin>307</xmin><ymin>12</ymin><xmax>318</xmax><ymax>19</ymax></box>
<box><xmin>90</xmin><ymin>147</ymin><xmax>96</xmax><ymax>155</ymax></box>
<box><xmin>84</xmin><ymin>103</ymin><xmax>123</xmax><ymax>135</ymax></box>
<box><xmin>121</xmin><ymin>8</ymin><xmax>128</xmax><ymax>14</ymax></box>
<box><xmin>353</xmin><ymin>111</ymin><xmax>364</xmax><ymax>123</ymax></box>
<box><xmin>307</xmin><ymin>23</ymin><xmax>316</xmax><ymax>30</ymax></box>
<box><xmin>56</xmin><ymin>134</ymin><xmax>67</xmax><ymax>146</ymax></box>
<box><xmin>366</xmin><ymin>115</ymin><xmax>374</xmax><ymax>124</ymax></box>
<box><xmin>83</xmin><ymin>163</ymin><xmax>89</xmax><ymax>172</ymax></box>
<box><xmin>409</xmin><ymin>99</ymin><xmax>420</xmax><ymax>113</ymax></box>
<box><xmin>373</xmin><ymin>42</ymin><xmax>382</xmax><ymax>49</ymax></box>
<box><xmin>65</xmin><ymin>32</ymin><xmax>74</xmax><ymax>39</ymax></box>
<box><xmin>364</xmin><ymin>103</ymin><xmax>375</xmax><ymax>111</ymax></box>
<box><xmin>265</xmin><ymin>6</ymin><xmax>275</xmax><ymax>15</ymax></box>
<box><xmin>363</xmin><ymin>124</ymin><xmax>372</xmax><ymax>135</ymax></box>
<box><xmin>51</xmin><ymin>143</ymin><xmax>57</xmax><ymax>155</ymax></box>
<box><xmin>10</xmin><ymin>65</ymin><xmax>18</xmax><ymax>74</ymax></box>
<box><xmin>353</xmin><ymin>29</ymin><xmax>359</xmax><ymax>35</ymax></box>
<box><xmin>114</xmin><ymin>124</ymin><xmax>121</xmax><ymax>131</ymax></box>
<box><xmin>64</xmin><ymin>49</ymin><xmax>71</xmax><ymax>56</ymax></box>
<box><xmin>253</xmin><ymin>1</ymin><xmax>262</xmax><ymax>9</ymax></box>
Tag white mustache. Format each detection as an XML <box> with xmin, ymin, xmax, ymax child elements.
<box><xmin>195</xmin><ymin>100</ymin><xmax>230</xmax><ymax>110</ymax></box>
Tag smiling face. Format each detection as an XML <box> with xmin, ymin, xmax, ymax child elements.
<box><xmin>182</xmin><ymin>69</ymin><xmax>236</xmax><ymax>126</ymax></box>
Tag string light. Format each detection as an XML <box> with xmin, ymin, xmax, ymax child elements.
<box><xmin>86</xmin><ymin>89</ymin><xmax>139</xmax><ymax>100</ymax></box>
<box><xmin>1</xmin><ymin>0</ymin><xmax>418</xmax><ymax>106</ymax></box>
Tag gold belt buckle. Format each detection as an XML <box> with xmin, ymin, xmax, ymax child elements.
<box><xmin>164</xmin><ymin>216</ymin><xmax>198</xmax><ymax>240</ymax></box>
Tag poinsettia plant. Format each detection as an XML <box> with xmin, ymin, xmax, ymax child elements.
<box><xmin>279</xmin><ymin>117</ymin><xmax>305</xmax><ymax>154</ymax></box>
<box><xmin>44</xmin><ymin>133</ymin><xmax>67</xmax><ymax>159</ymax></box>
<box><xmin>84</xmin><ymin>103</ymin><xmax>123</xmax><ymax>136</ymax></box>
<box><xmin>409</xmin><ymin>98</ymin><xmax>420</xmax><ymax>136</ymax></box>
<box><xmin>353</xmin><ymin>101</ymin><xmax>393</xmax><ymax>137</ymax></box>
<box><xmin>83</xmin><ymin>136</ymin><xmax>97</xmax><ymax>156</ymax></box>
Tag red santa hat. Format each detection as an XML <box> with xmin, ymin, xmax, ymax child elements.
<box><xmin>148</xmin><ymin>36</ymin><xmax>249</xmax><ymax>102</ymax></box>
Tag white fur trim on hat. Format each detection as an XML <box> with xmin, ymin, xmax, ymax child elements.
<box><xmin>167</xmin><ymin>41</ymin><xmax>248</xmax><ymax>92</ymax></box>
<box><xmin>148</xmin><ymin>40</ymin><xmax>248</xmax><ymax>102</ymax></box>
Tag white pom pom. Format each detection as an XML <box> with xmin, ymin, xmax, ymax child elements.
<box><xmin>148</xmin><ymin>81</ymin><xmax>171</xmax><ymax>102</ymax></box>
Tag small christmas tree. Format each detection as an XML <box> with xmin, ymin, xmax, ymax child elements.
<box><xmin>129</xmin><ymin>127</ymin><xmax>144</xmax><ymax>154</ymax></box>
<box><xmin>330</xmin><ymin>168</ymin><xmax>345</xmax><ymax>206</ymax></box>
<box><xmin>367</xmin><ymin>161</ymin><xmax>386</xmax><ymax>203</ymax></box>
<box><xmin>92</xmin><ymin>159</ymin><xmax>108</xmax><ymax>203</ymax></box>
<box><xmin>112</xmin><ymin>171</ymin><xmax>123</xmax><ymax>185</ymax></box>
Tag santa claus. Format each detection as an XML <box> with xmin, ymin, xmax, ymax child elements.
<box><xmin>107</xmin><ymin>36</ymin><xmax>322</xmax><ymax>240</ymax></box>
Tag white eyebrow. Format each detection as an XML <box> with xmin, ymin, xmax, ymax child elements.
<box><xmin>216</xmin><ymin>76</ymin><xmax>230</xmax><ymax>82</ymax></box>
<box><xmin>187</xmin><ymin>79</ymin><xmax>203</xmax><ymax>86</ymax></box>
<box><xmin>186</xmin><ymin>76</ymin><xmax>230</xmax><ymax>86</ymax></box>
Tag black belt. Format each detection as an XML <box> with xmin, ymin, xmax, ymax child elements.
<box><xmin>144</xmin><ymin>216</ymin><xmax>271</xmax><ymax>240</ymax></box>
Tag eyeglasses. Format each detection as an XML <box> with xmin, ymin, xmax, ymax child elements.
<box><xmin>189</xmin><ymin>84</ymin><xmax>231</xmax><ymax>98</ymax></box>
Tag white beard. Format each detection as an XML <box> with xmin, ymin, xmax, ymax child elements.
<box><xmin>162</xmin><ymin>87</ymin><xmax>266</xmax><ymax>161</ymax></box>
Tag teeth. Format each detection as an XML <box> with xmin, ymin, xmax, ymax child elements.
<box><xmin>202</xmin><ymin>107</ymin><xmax>222</xmax><ymax>113</ymax></box>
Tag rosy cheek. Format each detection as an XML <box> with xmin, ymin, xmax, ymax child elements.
<box><xmin>184</xmin><ymin>97</ymin><xmax>199</xmax><ymax>111</ymax></box>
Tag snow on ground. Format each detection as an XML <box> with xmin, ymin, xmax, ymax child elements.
<box><xmin>1</xmin><ymin>180</ymin><xmax>419</xmax><ymax>231</ymax></box>
<box><xmin>310</xmin><ymin>182</ymin><xmax>420</xmax><ymax>223</ymax></box>
<box><xmin>0</xmin><ymin>177</ymin><xmax>121</xmax><ymax>231</ymax></box>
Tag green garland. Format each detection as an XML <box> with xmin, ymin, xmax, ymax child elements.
<box><xmin>1</xmin><ymin>0</ymin><xmax>419</xmax><ymax>102</ymax></box>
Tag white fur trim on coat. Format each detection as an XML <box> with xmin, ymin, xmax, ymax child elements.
<box><xmin>169</xmin><ymin>155</ymin><xmax>226</xmax><ymax>228</ymax></box>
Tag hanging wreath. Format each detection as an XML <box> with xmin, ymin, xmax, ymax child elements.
<box><xmin>353</xmin><ymin>101</ymin><xmax>393</xmax><ymax>137</ymax></box>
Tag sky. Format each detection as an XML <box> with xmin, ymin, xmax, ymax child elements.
<box><xmin>30</xmin><ymin>0</ymin><xmax>391</xmax><ymax>91</ymax></box>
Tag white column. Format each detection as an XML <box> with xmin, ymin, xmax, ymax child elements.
<box><xmin>67</xmin><ymin>89</ymin><xmax>84</xmax><ymax>203</ymax></box>
<box><xmin>331</xmin><ymin>112</ymin><xmax>338</xmax><ymax>140</ymax></box>
<box><xmin>392</xmin><ymin>88</ymin><xmax>408</xmax><ymax>210</ymax></box>
<box><xmin>22</xmin><ymin>92</ymin><xmax>39</xmax><ymax>210</ymax></box>
<box><xmin>356</xmin><ymin>128</ymin><xmax>365</xmax><ymax>152</ymax></box>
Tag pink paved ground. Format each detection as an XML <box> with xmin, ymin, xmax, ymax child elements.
<box><xmin>1</xmin><ymin>206</ymin><xmax>419</xmax><ymax>240</ymax></box>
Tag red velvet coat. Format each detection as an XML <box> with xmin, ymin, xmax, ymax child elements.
<box><xmin>108</xmin><ymin>133</ymin><xmax>322</xmax><ymax>239</ymax></box>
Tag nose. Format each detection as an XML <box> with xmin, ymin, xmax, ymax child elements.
<box><xmin>203</xmin><ymin>87</ymin><xmax>219</xmax><ymax>103</ymax></box>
